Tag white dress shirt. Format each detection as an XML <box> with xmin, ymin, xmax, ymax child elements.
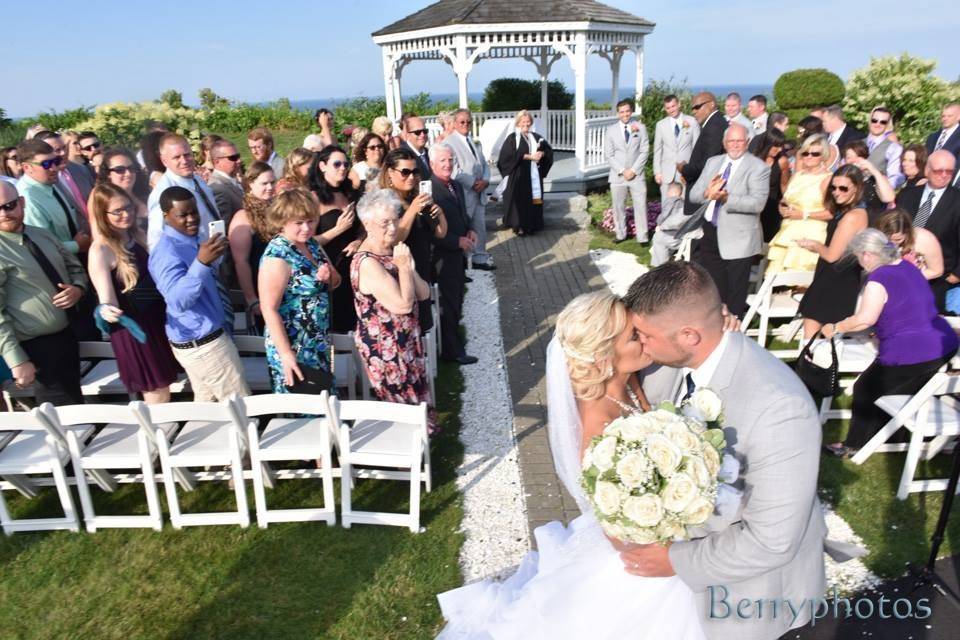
<box><xmin>676</xmin><ymin>331</ymin><xmax>731</xmax><ymax>404</ymax></box>
<box><xmin>705</xmin><ymin>154</ymin><xmax>747</xmax><ymax>223</ymax></box>
<box><xmin>147</xmin><ymin>170</ymin><xmax>220</xmax><ymax>250</ymax></box>
<box><xmin>919</xmin><ymin>184</ymin><xmax>948</xmax><ymax>213</ymax></box>
<box><xmin>828</xmin><ymin>124</ymin><xmax>846</xmax><ymax>146</ymax></box>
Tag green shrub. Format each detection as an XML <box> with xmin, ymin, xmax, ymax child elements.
<box><xmin>0</xmin><ymin>107</ymin><xmax>11</xmax><ymax>129</ymax></box>
<box><xmin>773</xmin><ymin>68</ymin><xmax>845</xmax><ymax>110</ymax></box>
<box><xmin>158</xmin><ymin>89</ymin><xmax>185</xmax><ymax>109</ymax></box>
<box><xmin>202</xmin><ymin>100</ymin><xmax>313</xmax><ymax>134</ymax></box>
<box><xmin>842</xmin><ymin>54</ymin><xmax>960</xmax><ymax>145</ymax></box>
<box><xmin>481</xmin><ymin>78</ymin><xmax>573</xmax><ymax>112</ymax></box>
<box><xmin>34</xmin><ymin>106</ymin><xmax>95</xmax><ymax>133</ymax></box>
<box><xmin>72</xmin><ymin>101</ymin><xmax>204</xmax><ymax>148</ymax></box>
<box><xmin>198</xmin><ymin>88</ymin><xmax>229</xmax><ymax>110</ymax></box>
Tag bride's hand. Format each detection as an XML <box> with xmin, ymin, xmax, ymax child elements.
<box><xmin>619</xmin><ymin>542</ymin><xmax>676</xmax><ymax>577</ymax></box>
<box><xmin>720</xmin><ymin>304</ymin><xmax>741</xmax><ymax>332</ymax></box>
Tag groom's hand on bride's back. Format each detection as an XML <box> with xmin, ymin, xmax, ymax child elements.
<box><xmin>608</xmin><ymin>536</ymin><xmax>676</xmax><ymax>577</ymax></box>
<box><xmin>720</xmin><ymin>304</ymin><xmax>741</xmax><ymax>332</ymax></box>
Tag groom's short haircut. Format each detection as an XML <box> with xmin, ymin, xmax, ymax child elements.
<box><xmin>623</xmin><ymin>262</ymin><xmax>721</xmax><ymax>321</ymax></box>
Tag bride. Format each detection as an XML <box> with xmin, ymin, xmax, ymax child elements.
<box><xmin>436</xmin><ymin>291</ymin><xmax>707</xmax><ymax>639</ymax></box>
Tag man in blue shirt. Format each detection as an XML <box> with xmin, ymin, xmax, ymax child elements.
<box><xmin>148</xmin><ymin>186</ymin><xmax>249</xmax><ymax>402</ymax></box>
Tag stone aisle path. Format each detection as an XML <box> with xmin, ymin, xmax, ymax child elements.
<box><xmin>487</xmin><ymin>226</ymin><xmax>604</xmax><ymax>536</ymax></box>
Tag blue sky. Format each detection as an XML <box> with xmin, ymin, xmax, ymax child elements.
<box><xmin>3</xmin><ymin>0</ymin><xmax>958</xmax><ymax>117</ymax></box>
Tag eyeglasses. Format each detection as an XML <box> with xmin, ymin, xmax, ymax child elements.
<box><xmin>108</xmin><ymin>164</ymin><xmax>136</xmax><ymax>175</ymax></box>
<box><xmin>409</xmin><ymin>128</ymin><xmax>428</xmax><ymax>136</ymax></box>
<box><xmin>366</xmin><ymin>144</ymin><xmax>385</xmax><ymax>151</ymax></box>
<box><xmin>80</xmin><ymin>141</ymin><xmax>101</xmax><ymax>152</ymax></box>
<box><xmin>800</xmin><ymin>151</ymin><xmax>823</xmax><ymax>158</ymax></box>
<box><xmin>0</xmin><ymin>197</ymin><xmax>19</xmax><ymax>212</ymax></box>
<box><xmin>29</xmin><ymin>157</ymin><xmax>64</xmax><ymax>170</ymax></box>
<box><xmin>870</xmin><ymin>118</ymin><xmax>889</xmax><ymax>125</ymax></box>
<box><xmin>329</xmin><ymin>160</ymin><xmax>350</xmax><ymax>169</ymax></box>
<box><xmin>691</xmin><ymin>102</ymin><xmax>709</xmax><ymax>111</ymax></box>
<box><xmin>830</xmin><ymin>184</ymin><xmax>850</xmax><ymax>193</ymax></box>
<box><xmin>107</xmin><ymin>205</ymin><xmax>134</xmax><ymax>217</ymax></box>
<box><xmin>216</xmin><ymin>154</ymin><xmax>241</xmax><ymax>162</ymax></box>
<box><xmin>392</xmin><ymin>167</ymin><xmax>420</xmax><ymax>177</ymax></box>
<box><xmin>930</xmin><ymin>168</ymin><xmax>955</xmax><ymax>175</ymax></box>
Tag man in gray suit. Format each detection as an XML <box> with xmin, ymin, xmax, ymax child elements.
<box><xmin>622</xmin><ymin>261</ymin><xmax>826</xmax><ymax>640</ymax></box>
<box><xmin>447</xmin><ymin>109</ymin><xmax>495</xmax><ymax>270</ymax></box>
<box><xmin>724</xmin><ymin>93</ymin><xmax>755</xmax><ymax>139</ymax></box>
<box><xmin>653</xmin><ymin>94</ymin><xmax>700</xmax><ymax>202</ymax></box>
<box><xmin>605</xmin><ymin>98</ymin><xmax>650</xmax><ymax>243</ymax></box>
<box><xmin>688</xmin><ymin>124</ymin><xmax>769</xmax><ymax>317</ymax></box>
<box><xmin>207</xmin><ymin>139</ymin><xmax>245</xmax><ymax>225</ymax></box>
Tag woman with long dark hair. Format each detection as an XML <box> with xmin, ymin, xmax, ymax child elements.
<box><xmin>97</xmin><ymin>148</ymin><xmax>150</xmax><ymax>232</ymax></box>
<box><xmin>349</xmin><ymin>133</ymin><xmax>386</xmax><ymax>190</ymax></box>
<box><xmin>750</xmin><ymin>128</ymin><xmax>791</xmax><ymax>241</ymax></box>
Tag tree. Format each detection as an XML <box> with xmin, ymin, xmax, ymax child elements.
<box><xmin>481</xmin><ymin>78</ymin><xmax>573</xmax><ymax>112</ymax></box>
<box><xmin>773</xmin><ymin>68</ymin><xmax>845</xmax><ymax>124</ymax></box>
<box><xmin>0</xmin><ymin>107</ymin><xmax>11</xmax><ymax>129</ymax></box>
<box><xmin>842</xmin><ymin>54</ymin><xmax>960</xmax><ymax>145</ymax></box>
<box><xmin>198</xmin><ymin>88</ymin><xmax>229</xmax><ymax>110</ymax></box>
<box><xmin>159</xmin><ymin>89</ymin><xmax>185</xmax><ymax>109</ymax></box>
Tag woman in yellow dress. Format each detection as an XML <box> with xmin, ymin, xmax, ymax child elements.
<box><xmin>765</xmin><ymin>134</ymin><xmax>833</xmax><ymax>274</ymax></box>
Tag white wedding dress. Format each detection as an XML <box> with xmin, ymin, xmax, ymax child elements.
<box><xmin>436</xmin><ymin>337</ymin><xmax>706</xmax><ymax>640</ymax></box>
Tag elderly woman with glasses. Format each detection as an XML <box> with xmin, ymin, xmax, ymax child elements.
<box><xmin>351</xmin><ymin>188</ymin><xmax>436</xmax><ymax>430</ymax></box>
<box><xmin>348</xmin><ymin>133</ymin><xmax>386</xmax><ymax>190</ymax></box>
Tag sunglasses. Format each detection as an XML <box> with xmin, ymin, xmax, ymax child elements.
<box><xmin>329</xmin><ymin>160</ymin><xmax>350</xmax><ymax>169</ymax></box>
<box><xmin>366</xmin><ymin>144</ymin><xmax>385</xmax><ymax>151</ymax></box>
<box><xmin>0</xmin><ymin>197</ymin><xmax>19</xmax><ymax>212</ymax></box>
<box><xmin>109</xmin><ymin>164</ymin><xmax>136</xmax><ymax>175</ymax></box>
<box><xmin>80</xmin><ymin>141</ymin><xmax>101</xmax><ymax>152</ymax></box>
<box><xmin>30</xmin><ymin>157</ymin><xmax>64</xmax><ymax>170</ymax></box>
<box><xmin>800</xmin><ymin>151</ymin><xmax>823</xmax><ymax>158</ymax></box>
<box><xmin>217</xmin><ymin>154</ymin><xmax>241</xmax><ymax>162</ymax></box>
<box><xmin>392</xmin><ymin>167</ymin><xmax>420</xmax><ymax>177</ymax></box>
<box><xmin>691</xmin><ymin>102</ymin><xmax>709</xmax><ymax>111</ymax></box>
<box><xmin>870</xmin><ymin>118</ymin><xmax>889</xmax><ymax>125</ymax></box>
<box><xmin>930</xmin><ymin>168</ymin><xmax>955</xmax><ymax>175</ymax></box>
<box><xmin>5</xmin><ymin>155</ymin><xmax>17</xmax><ymax>161</ymax></box>
<box><xmin>830</xmin><ymin>184</ymin><xmax>850</xmax><ymax>193</ymax></box>
<box><xmin>409</xmin><ymin>128</ymin><xmax>428</xmax><ymax>136</ymax></box>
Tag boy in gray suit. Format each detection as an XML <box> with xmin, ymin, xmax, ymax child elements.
<box><xmin>650</xmin><ymin>182</ymin><xmax>685</xmax><ymax>266</ymax></box>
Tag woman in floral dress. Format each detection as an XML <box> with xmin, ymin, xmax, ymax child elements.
<box><xmin>259</xmin><ymin>188</ymin><xmax>338</xmax><ymax>392</ymax></box>
<box><xmin>350</xmin><ymin>189</ymin><xmax>436</xmax><ymax>428</ymax></box>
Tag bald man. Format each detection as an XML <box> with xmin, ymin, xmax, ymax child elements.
<box><xmin>0</xmin><ymin>180</ymin><xmax>87</xmax><ymax>405</ymax></box>
<box><xmin>926</xmin><ymin>103</ymin><xmax>960</xmax><ymax>159</ymax></box>
<box><xmin>622</xmin><ymin>261</ymin><xmax>825</xmax><ymax>640</ymax></box>
<box><xmin>897</xmin><ymin>149</ymin><xmax>960</xmax><ymax>310</ymax></box>
<box><xmin>679</xmin><ymin>91</ymin><xmax>728</xmax><ymax>214</ymax></box>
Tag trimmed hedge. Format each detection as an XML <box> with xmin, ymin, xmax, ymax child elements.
<box><xmin>481</xmin><ymin>78</ymin><xmax>573</xmax><ymax>112</ymax></box>
<box><xmin>773</xmin><ymin>68</ymin><xmax>845</xmax><ymax>110</ymax></box>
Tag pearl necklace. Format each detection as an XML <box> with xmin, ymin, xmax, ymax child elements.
<box><xmin>605</xmin><ymin>385</ymin><xmax>645</xmax><ymax>415</ymax></box>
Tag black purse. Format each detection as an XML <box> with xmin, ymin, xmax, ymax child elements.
<box><xmin>794</xmin><ymin>330</ymin><xmax>839</xmax><ymax>397</ymax></box>
<box><xmin>284</xmin><ymin>363</ymin><xmax>335</xmax><ymax>395</ymax></box>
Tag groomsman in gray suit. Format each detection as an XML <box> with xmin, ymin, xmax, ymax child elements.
<box><xmin>447</xmin><ymin>109</ymin><xmax>495</xmax><ymax>270</ymax></box>
<box><xmin>623</xmin><ymin>261</ymin><xmax>826</xmax><ymax>640</ymax></box>
<box><xmin>688</xmin><ymin>124</ymin><xmax>769</xmax><ymax>317</ymax></box>
<box><xmin>723</xmin><ymin>93</ymin><xmax>754</xmax><ymax>138</ymax></box>
<box><xmin>605</xmin><ymin>98</ymin><xmax>650</xmax><ymax>243</ymax></box>
<box><xmin>653</xmin><ymin>94</ymin><xmax>700</xmax><ymax>202</ymax></box>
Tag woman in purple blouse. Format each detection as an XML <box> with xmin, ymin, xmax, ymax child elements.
<box><xmin>822</xmin><ymin>228</ymin><xmax>959</xmax><ymax>457</ymax></box>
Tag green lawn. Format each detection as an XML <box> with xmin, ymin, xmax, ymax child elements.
<box><xmin>586</xmin><ymin>189</ymin><xmax>960</xmax><ymax>581</ymax></box>
<box><xmin>0</xmin><ymin>362</ymin><xmax>465</xmax><ymax>639</ymax></box>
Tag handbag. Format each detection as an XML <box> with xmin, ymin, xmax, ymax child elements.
<box><xmin>284</xmin><ymin>362</ymin><xmax>335</xmax><ymax>395</ymax></box>
<box><xmin>794</xmin><ymin>330</ymin><xmax>839</xmax><ymax>397</ymax></box>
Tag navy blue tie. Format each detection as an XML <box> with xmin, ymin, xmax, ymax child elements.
<box><xmin>681</xmin><ymin>373</ymin><xmax>696</xmax><ymax>404</ymax></box>
<box><xmin>674</xmin><ymin>123</ymin><xmax>680</xmax><ymax>137</ymax></box>
<box><xmin>624</xmin><ymin>125</ymin><xmax>630</xmax><ymax>143</ymax></box>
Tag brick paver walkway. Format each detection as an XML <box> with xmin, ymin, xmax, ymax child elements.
<box><xmin>487</xmin><ymin>227</ymin><xmax>604</xmax><ymax>537</ymax></box>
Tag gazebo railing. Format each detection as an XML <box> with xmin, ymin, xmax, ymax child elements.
<box><xmin>423</xmin><ymin>109</ymin><xmax>615</xmax><ymax>153</ymax></box>
<box><xmin>583</xmin><ymin>115</ymin><xmax>621</xmax><ymax>172</ymax></box>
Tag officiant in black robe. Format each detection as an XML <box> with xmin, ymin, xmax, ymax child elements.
<box><xmin>498</xmin><ymin>111</ymin><xmax>554</xmax><ymax>235</ymax></box>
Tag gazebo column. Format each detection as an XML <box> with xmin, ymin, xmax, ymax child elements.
<box><xmin>633</xmin><ymin>40</ymin><xmax>645</xmax><ymax>115</ymax></box>
<box><xmin>524</xmin><ymin>49</ymin><xmax>562</xmax><ymax>140</ymax></box>
<box><xmin>381</xmin><ymin>50</ymin><xmax>404</xmax><ymax>123</ymax></box>
<box><xmin>454</xmin><ymin>36</ymin><xmax>470</xmax><ymax>108</ymax></box>
<box><xmin>599</xmin><ymin>47</ymin><xmax>625</xmax><ymax>113</ymax></box>
<box><xmin>572</xmin><ymin>35</ymin><xmax>588</xmax><ymax>175</ymax></box>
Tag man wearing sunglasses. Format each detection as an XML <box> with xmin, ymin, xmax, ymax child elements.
<box><xmin>76</xmin><ymin>131</ymin><xmax>103</xmax><ymax>173</ymax></box>
<box><xmin>16</xmin><ymin>139</ymin><xmax>91</xmax><ymax>257</ymax></box>
<box><xmin>207</xmin><ymin>139</ymin><xmax>245</xmax><ymax>224</ymax></box>
<box><xmin>680</xmin><ymin>91</ymin><xmax>728</xmax><ymax>215</ymax></box>
<box><xmin>35</xmin><ymin>130</ymin><xmax>93</xmax><ymax>218</ymax></box>
<box><xmin>0</xmin><ymin>180</ymin><xmax>87</xmax><ymax>405</ymax></box>
<box><xmin>402</xmin><ymin>115</ymin><xmax>432</xmax><ymax>180</ymax></box>
<box><xmin>865</xmin><ymin>107</ymin><xmax>904</xmax><ymax>189</ymax></box>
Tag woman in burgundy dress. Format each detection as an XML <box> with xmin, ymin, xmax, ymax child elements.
<box><xmin>87</xmin><ymin>183</ymin><xmax>180</xmax><ymax>403</ymax></box>
<box><xmin>350</xmin><ymin>189</ymin><xmax>436</xmax><ymax>430</ymax></box>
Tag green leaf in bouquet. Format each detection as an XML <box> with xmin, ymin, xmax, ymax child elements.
<box><xmin>702</xmin><ymin>428</ymin><xmax>726</xmax><ymax>450</ymax></box>
<box><xmin>657</xmin><ymin>400</ymin><xmax>678</xmax><ymax>414</ymax></box>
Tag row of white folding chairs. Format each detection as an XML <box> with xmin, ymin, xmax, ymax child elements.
<box><xmin>0</xmin><ymin>393</ymin><xmax>431</xmax><ymax>535</ymax></box>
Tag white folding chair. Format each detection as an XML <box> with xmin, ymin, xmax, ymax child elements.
<box><xmin>233</xmin><ymin>335</ymin><xmax>273</xmax><ymax>392</ymax></box>
<box><xmin>43</xmin><ymin>402</ymin><xmax>175</xmax><ymax>532</ymax></box>
<box><xmin>673</xmin><ymin>232</ymin><xmax>697</xmax><ymax>262</ymax></box>
<box><xmin>0</xmin><ymin>407</ymin><xmax>86</xmax><ymax>534</ymax></box>
<box><xmin>818</xmin><ymin>334</ymin><xmax>878</xmax><ymax>425</ymax></box>
<box><xmin>132</xmin><ymin>399</ymin><xmax>249</xmax><ymax>528</ymax></box>
<box><xmin>741</xmin><ymin>271</ymin><xmax>814</xmax><ymax>357</ymax></box>
<box><xmin>237</xmin><ymin>393</ymin><xmax>336</xmax><ymax>528</ymax></box>
<box><xmin>330</xmin><ymin>333</ymin><xmax>366</xmax><ymax>400</ymax></box>
<box><xmin>329</xmin><ymin>399</ymin><xmax>430</xmax><ymax>533</ymax></box>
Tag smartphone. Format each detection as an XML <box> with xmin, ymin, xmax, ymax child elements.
<box><xmin>208</xmin><ymin>220</ymin><xmax>225</xmax><ymax>239</ymax></box>
<box><xmin>419</xmin><ymin>180</ymin><xmax>433</xmax><ymax>197</ymax></box>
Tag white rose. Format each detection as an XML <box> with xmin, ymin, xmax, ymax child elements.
<box><xmin>665</xmin><ymin>422</ymin><xmax>701</xmax><ymax>453</ymax></box>
<box><xmin>688</xmin><ymin>389</ymin><xmax>723</xmax><ymax>422</ymax></box>
<box><xmin>625</xmin><ymin>527</ymin><xmax>659</xmax><ymax>545</ymax></box>
<box><xmin>619</xmin><ymin>418</ymin><xmax>653</xmax><ymax>442</ymax></box>
<box><xmin>649</xmin><ymin>409</ymin><xmax>681</xmax><ymax>430</ymax></box>
<box><xmin>581</xmin><ymin>447</ymin><xmax>594</xmax><ymax>471</ymax></box>
<box><xmin>593</xmin><ymin>480</ymin><xmax>622</xmax><ymax>516</ymax></box>
<box><xmin>701</xmin><ymin>444</ymin><xmax>721</xmax><ymax>477</ymax></box>
<box><xmin>591</xmin><ymin>436</ymin><xmax>618</xmax><ymax>472</ymax></box>
<box><xmin>682</xmin><ymin>495</ymin><xmax>715</xmax><ymax>525</ymax></box>
<box><xmin>600</xmin><ymin>520</ymin><xmax>627</xmax><ymax>540</ymax></box>
<box><xmin>622</xmin><ymin>494</ymin><xmax>664</xmax><ymax>527</ymax></box>
<box><xmin>603</xmin><ymin>419</ymin><xmax>624</xmax><ymax>437</ymax></box>
<box><xmin>656</xmin><ymin>518</ymin><xmax>688</xmax><ymax>541</ymax></box>
<box><xmin>661</xmin><ymin>473</ymin><xmax>698</xmax><ymax>513</ymax></box>
<box><xmin>616</xmin><ymin>452</ymin><xmax>652</xmax><ymax>489</ymax></box>
<box><xmin>645</xmin><ymin>434</ymin><xmax>683</xmax><ymax>476</ymax></box>
<box><xmin>683</xmin><ymin>416</ymin><xmax>707</xmax><ymax>435</ymax></box>
<box><xmin>680</xmin><ymin>403</ymin><xmax>706</xmax><ymax>425</ymax></box>
<box><xmin>685</xmin><ymin>455</ymin><xmax>712</xmax><ymax>488</ymax></box>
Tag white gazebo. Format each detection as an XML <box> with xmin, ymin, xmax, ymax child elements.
<box><xmin>372</xmin><ymin>0</ymin><xmax>655</xmax><ymax>183</ymax></box>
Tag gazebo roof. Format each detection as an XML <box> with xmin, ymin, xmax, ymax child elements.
<box><xmin>373</xmin><ymin>0</ymin><xmax>654</xmax><ymax>37</ymax></box>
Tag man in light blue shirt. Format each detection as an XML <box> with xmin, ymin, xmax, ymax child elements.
<box><xmin>148</xmin><ymin>186</ymin><xmax>249</xmax><ymax>402</ymax></box>
<box><xmin>146</xmin><ymin>134</ymin><xmax>220</xmax><ymax>250</ymax></box>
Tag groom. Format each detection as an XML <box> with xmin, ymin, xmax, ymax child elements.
<box><xmin>622</xmin><ymin>261</ymin><xmax>826</xmax><ymax>640</ymax></box>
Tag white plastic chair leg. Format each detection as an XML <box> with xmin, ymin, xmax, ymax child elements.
<box><xmin>248</xmin><ymin>423</ymin><xmax>269</xmax><ymax>529</ymax></box>
<box><xmin>897</xmin><ymin>430</ymin><xmax>926</xmax><ymax>500</ymax></box>
<box><xmin>3</xmin><ymin>475</ymin><xmax>39</xmax><ymax>499</ymax></box>
<box><xmin>339</xmin><ymin>425</ymin><xmax>352</xmax><ymax>528</ymax></box>
<box><xmin>230</xmin><ymin>432</ymin><xmax>250</xmax><ymax>528</ymax></box>
<box><xmin>408</xmin><ymin>431</ymin><xmax>422</xmax><ymax>533</ymax></box>
<box><xmin>50</xmin><ymin>455</ymin><xmax>80</xmax><ymax>533</ymax></box>
<box><xmin>156</xmin><ymin>435</ymin><xmax>183</xmax><ymax>529</ymax></box>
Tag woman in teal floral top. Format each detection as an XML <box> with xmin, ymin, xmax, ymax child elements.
<box><xmin>259</xmin><ymin>188</ymin><xmax>339</xmax><ymax>392</ymax></box>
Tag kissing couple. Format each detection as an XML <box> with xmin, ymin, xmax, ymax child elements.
<box><xmin>437</xmin><ymin>261</ymin><xmax>827</xmax><ymax>640</ymax></box>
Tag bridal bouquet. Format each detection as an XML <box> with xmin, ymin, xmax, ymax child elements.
<box><xmin>581</xmin><ymin>389</ymin><xmax>730</xmax><ymax>544</ymax></box>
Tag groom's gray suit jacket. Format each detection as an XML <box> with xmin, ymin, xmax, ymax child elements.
<box><xmin>642</xmin><ymin>330</ymin><xmax>826</xmax><ymax>640</ymax></box>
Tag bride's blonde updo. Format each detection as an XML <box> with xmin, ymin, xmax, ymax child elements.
<box><xmin>555</xmin><ymin>291</ymin><xmax>627</xmax><ymax>401</ymax></box>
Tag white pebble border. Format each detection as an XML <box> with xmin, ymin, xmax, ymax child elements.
<box><xmin>453</xmin><ymin>270</ymin><xmax>530</xmax><ymax>581</ymax></box>
<box><xmin>590</xmin><ymin>247</ymin><xmax>881</xmax><ymax>593</ymax></box>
